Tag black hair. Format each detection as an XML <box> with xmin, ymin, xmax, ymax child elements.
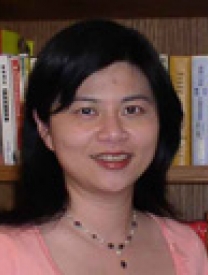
<box><xmin>0</xmin><ymin>19</ymin><xmax>183</xmax><ymax>225</ymax></box>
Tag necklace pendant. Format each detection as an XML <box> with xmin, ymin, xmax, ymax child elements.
<box><xmin>67</xmin><ymin>211</ymin><xmax>137</xmax><ymax>271</ymax></box>
<box><xmin>120</xmin><ymin>260</ymin><xmax>127</xmax><ymax>269</ymax></box>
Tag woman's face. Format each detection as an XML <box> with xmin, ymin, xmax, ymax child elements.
<box><xmin>38</xmin><ymin>62</ymin><xmax>159</xmax><ymax>196</ymax></box>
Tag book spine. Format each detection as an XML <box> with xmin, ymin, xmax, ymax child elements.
<box><xmin>30</xmin><ymin>56</ymin><xmax>37</xmax><ymax>71</ymax></box>
<box><xmin>160</xmin><ymin>54</ymin><xmax>169</xmax><ymax>71</ymax></box>
<box><xmin>192</xmin><ymin>56</ymin><xmax>208</xmax><ymax>165</ymax></box>
<box><xmin>0</xmin><ymin>55</ymin><xmax>17</xmax><ymax>164</ymax></box>
<box><xmin>19</xmin><ymin>54</ymin><xmax>30</xmax><ymax>101</ymax></box>
<box><xmin>0</xmin><ymin>31</ymin><xmax>2</xmax><ymax>54</ymax></box>
<box><xmin>170</xmin><ymin>56</ymin><xmax>192</xmax><ymax>165</ymax></box>
<box><xmin>10</xmin><ymin>56</ymin><xmax>21</xmax><ymax>162</ymax></box>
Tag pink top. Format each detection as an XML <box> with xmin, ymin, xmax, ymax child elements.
<box><xmin>0</xmin><ymin>215</ymin><xmax>207</xmax><ymax>274</ymax></box>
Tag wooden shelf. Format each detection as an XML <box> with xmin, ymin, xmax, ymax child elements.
<box><xmin>167</xmin><ymin>166</ymin><xmax>208</xmax><ymax>184</ymax></box>
<box><xmin>1</xmin><ymin>0</ymin><xmax>208</xmax><ymax>20</ymax></box>
<box><xmin>0</xmin><ymin>165</ymin><xmax>20</xmax><ymax>182</ymax></box>
<box><xmin>0</xmin><ymin>165</ymin><xmax>207</xmax><ymax>184</ymax></box>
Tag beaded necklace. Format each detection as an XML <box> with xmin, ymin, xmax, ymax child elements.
<box><xmin>67</xmin><ymin>211</ymin><xmax>138</xmax><ymax>269</ymax></box>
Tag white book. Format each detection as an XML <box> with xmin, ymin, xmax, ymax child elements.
<box><xmin>30</xmin><ymin>56</ymin><xmax>37</xmax><ymax>71</ymax></box>
<box><xmin>192</xmin><ymin>55</ymin><xmax>208</xmax><ymax>165</ymax></box>
<box><xmin>0</xmin><ymin>54</ymin><xmax>17</xmax><ymax>164</ymax></box>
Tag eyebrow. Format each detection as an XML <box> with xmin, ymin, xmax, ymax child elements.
<box><xmin>73</xmin><ymin>97</ymin><xmax>97</xmax><ymax>103</ymax></box>
<box><xmin>74</xmin><ymin>93</ymin><xmax>155</xmax><ymax>104</ymax></box>
<box><xmin>121</xmin><ymin>94</ymin><xmax>155</xmax><ymax>103</ymax></box>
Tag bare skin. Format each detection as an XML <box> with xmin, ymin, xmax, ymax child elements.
<box><xmin>39</xmin><ymin>212</ymin><xmax>175</xmax><ymax>275</ymax></box>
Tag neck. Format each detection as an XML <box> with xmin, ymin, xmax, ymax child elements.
<box><xmin>64</xmin><ymin>185</ymin><xmax>134</xmax><ymax>242</ymax></box>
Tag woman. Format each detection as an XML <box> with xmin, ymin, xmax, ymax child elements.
<box><xmin>0</xmin><ymin>19</ymin><xmax>207</xmax><ymax>274</ymax></box>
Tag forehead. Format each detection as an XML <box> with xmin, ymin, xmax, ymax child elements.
<box><xmin>75</xmin><ymin>61</ymin><xmax>153</xmax><ymax>99</ymax></box>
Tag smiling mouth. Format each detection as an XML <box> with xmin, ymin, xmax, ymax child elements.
<box><xmin>91</xmin><ymin>153</ymin><xmax>132</xmax><ymax>169</ymax></box>
<box><xmin>92</xmin><ymin>153</ymin><xmax>131</xmax><ymax>161</ymax></box>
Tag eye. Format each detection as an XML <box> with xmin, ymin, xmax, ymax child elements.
<box><xmin>123</xmin><ymin>105</ymin><xmax>145</xmax><ymax>116</ymax></box>
<box><xmin>76</xmin><ymin>107</ymin><xmax>97</xmax><ymax>116</ymax></box>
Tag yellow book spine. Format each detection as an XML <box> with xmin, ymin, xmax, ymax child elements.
<box><xmin>169</xmin><ymin>56</ymin><xmax>191</xmax><ymax>166</ymax></box>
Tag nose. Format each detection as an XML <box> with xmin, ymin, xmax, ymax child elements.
<box><xmin>97</xmin><ymin>114</ymin><xmax>128</xmax><ymax>143</ymax></box>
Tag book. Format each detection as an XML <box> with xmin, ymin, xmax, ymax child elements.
<box><xmin>0</xmin><ymin>29</ymin><xmax>20</xmax><ymax>55</ymax></box>
<box><xmin>18</xmin><ymin>37</ymin><xmax>34</xmax><ymax>56</ymax></box>
<box><xmin>192</xmin><ymin>55</ymin><xmax>208</xmax><ymax>165</ymax></box>
<box><xmin>160</xmin><ymin>54</ymin><xmax>169</xmax><ymax>70</ymax></box>
<box><xmin>19</xmin><ymin>54</ymin><xmax>31</xmax><ymax>102</ymax></box>
<box><xmin>0</xmin><ymin>29</ymin><xmax>34</xmax><ymax>57</ymax></box>
<box><xmin>169</xmin><ymin>56</ymin><xmax>192</xmax><ymax>165</ymax></box>
<box><xmin>30</xmin><ymin>56</ymin><xmax>37</xmax><ymax>71</ymax></box>
<box><xmin>10</xmin><ymin>56</ymin><xmax>21</xmax><ymax>162</ymax></box>
<box><xmin>12</xmin><ymin>55</ymin><xmax>35</xmax><ymax>162</ymax></box>
<box><xmin>0</xmin><ymin>93</ymin><xmax>3</xmax><ymax>164</ymax></box>
<box><xmin>0</xmin><ymin>55</ymin><xmax>17</xmax><ymax>164</ymax></box>
<box><xmin>187</xmin><ymin>220</ymin><xmax>208</xmax><ymax>246</ymax></box>
<box><xmin>27</xmin><ymin>40</ymin><xmax>34</xmax><ymax>56</ymax></box>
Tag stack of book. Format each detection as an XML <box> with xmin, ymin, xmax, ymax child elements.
<box><xmin>160</xmin><ymin>54</ymin><xmax>208</xmax><ymax>166</ymax></box>
<box><xmin>0</xmin><ymin>29</ymin><xmax>35</xmax><ymax>165</ymax></box>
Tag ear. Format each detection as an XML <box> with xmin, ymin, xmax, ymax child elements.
<box><xmin>33</xmin><ymin>110</ymin><xmax>54</xmax><ymax>151</ymax></box>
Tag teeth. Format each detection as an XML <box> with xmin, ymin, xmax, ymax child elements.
<box><xmin>95</xmin><ymin>154</ymin><xmax>129</xmax><ymax>161</ymax></box>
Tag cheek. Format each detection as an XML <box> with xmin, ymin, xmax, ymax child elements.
<box><xmin>50</xmin><ymin>126</ymin><xmax>93</xmax><ymax>154</ymax></box>
<box><xmin>133</xmin><ymin>120</ymin><xmax>159</xmax><ymax>145</ymax></box>
<box><xmin>137</xmin><ymin>134</ymin><xmax>158</xmax><ymax>150</ymax></box>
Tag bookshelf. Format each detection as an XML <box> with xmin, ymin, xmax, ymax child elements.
<box><xmin>0</xmin><ymin>0</ymin><xmax>208</xmax><ymax>219</ymax></box>
<box><xmin>168</xmin><ymin>166</ymin><xmax>208</xmax><ymax>184</ymax></box>
<box><xmin>0</xmin><ymin>0</ymin><xmax>208</xmax><ymax>19</ymax></box>
<box><xmin>0</xmin><ymin>165</ymin><xmax>20</xmax><ymax>182</ymax></box>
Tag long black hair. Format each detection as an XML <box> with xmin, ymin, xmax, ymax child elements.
<box><xmin>0</xmin><ymin>19</ymin><xmax>183</xmax><ymax>225</ymax></box>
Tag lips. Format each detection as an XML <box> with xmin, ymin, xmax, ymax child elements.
<box><xmin>91</xmin><ymin>153</ymin><xmax>132</xmax><ymax>170</ymax></box>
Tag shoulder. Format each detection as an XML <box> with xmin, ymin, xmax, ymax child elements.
<box><xmin>152</xmin><ymin>215</ymin><xmax>208</xmax><ymax>274</ymax></box>
<box><xmin>0</xmin><ymin>225</ymin><xmax>38</xmax><ymax>255</ymax></box>
<box><xmin>0</xmin><ymin>226</ymin><xmax>40</xmax><ymax>273</ymax></box>
<box><xmin>0</xmin><ymin>225</ymin><xmax>38</xmax><ymax>247</ymax></box>
<box><xmin>160</xmin><ymin>217</ymin><xmax>205</xmax><ymax>249</ymax></box>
